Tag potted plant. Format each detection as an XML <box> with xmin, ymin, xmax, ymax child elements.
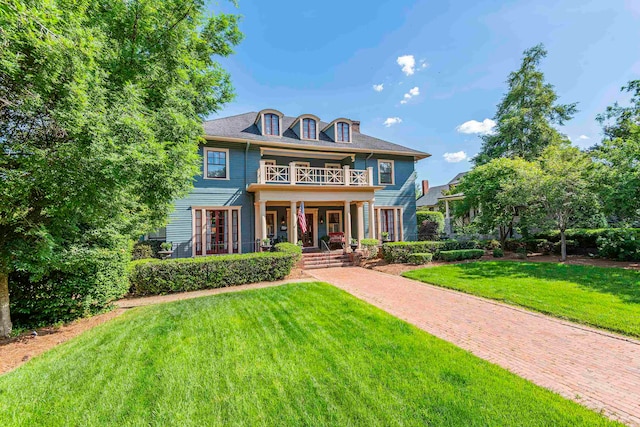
<box><xmin>261</xmin><ymin>238</ymin><xmax>272</xmax><ymax>251</ymax></box>
<box><xmin>381</xmin><ymin>231</ymin><xmax>390</xmax><ymax>242</ymax></box>
<box><xmin>350</xmin><ymin>238</ymin><xmax>359</xmax><ymax>251</ymax></box>
<box><xmin>158</xmin><ymin>241</ymin><xmax>173</xmax><ymax>259</ymax></box>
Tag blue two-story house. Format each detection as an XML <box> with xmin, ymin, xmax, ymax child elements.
<box><xmin>164</xmin><ymin>109</ymin><xmax>429</xmax><ymax>258</ymax></box>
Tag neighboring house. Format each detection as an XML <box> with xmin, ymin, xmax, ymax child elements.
<box><xmin>162</xmin><ymin>109</ymin><xmax>429</xmax><ymax>257</ymax></box>
<box><xmin>416</xmin><ymin>172</ymin><xmax>473</xmax><ymax>235</ymax></box>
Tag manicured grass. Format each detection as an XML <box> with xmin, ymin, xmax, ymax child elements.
<box><xmin>0</xmin><ymin>282</ymin><xmax>616</xmax><ymax>426</ymax></box>
<box><xmin>404</xmin><ymin>261</ymin><xmax>640</xmax><ymax>337</ymax></box>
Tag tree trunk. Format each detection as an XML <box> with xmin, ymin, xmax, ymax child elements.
<box><xmin>499</xmin><ymin>226</ymin><xmax>507</xmax><ymax>250</ymax></box>
<box><xmin>0</xmin><ymin>271</ymin><xmax>11</xmax><ymax>338</ymax></box>
<box><xmin>560</xmin><ymin>229</ymin><xmax>567</xmax><ymax>262</ymax></box>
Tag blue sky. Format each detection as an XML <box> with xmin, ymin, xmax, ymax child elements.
<box><xmin>210</xmin><ymin>0</ymin><xmax>640</xmax><ymax>186</ymax></box>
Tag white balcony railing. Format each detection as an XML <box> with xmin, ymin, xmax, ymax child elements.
<box><xmin>257</xmin><ymin>161</ymin><xmax>374</xmax><ymax>186</ymax></box>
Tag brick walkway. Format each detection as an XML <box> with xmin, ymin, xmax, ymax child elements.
<box><xmin>308</xmin><ymin>267</ymin><xmax>640</xmax><ymax>426</ymax></box>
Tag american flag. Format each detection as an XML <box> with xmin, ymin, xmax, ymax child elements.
<box><xmin>297</xmin><ymin>202</ymin><xmax>308</xmax><ymax>234</ymax></box>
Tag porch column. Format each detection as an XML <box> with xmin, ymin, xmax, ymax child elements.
<box><xmin>227</xmin><ymin>209</ymin><xmax>233</xmax><ymax>254</ymax></box>
<box><xmin>445</xmin><ymin>199</ymin><xmax>450</xmax><ymax>219</ymax></box>
<box><xmin>290</xmin><ymin>201</ymin><xmax>298</xmax><ymax>244</ymax></box>
<box><xmin>356</xmin><ymin>202</ymin><xmax>364</xmax><ymax>247</ymax></box>
<box><xmin>376</xmin><ymin>208</ymin><xmax>381</xmax><ymax>241</ymax></box>
<box><xmin>259</xmin><ymin>201</ymin><xmax>267</xmax><ymax>241</ymax></box>
<box><xmin>368</xmin><ymin>200</ymin><xmax>375</xmax><ymax>239</ymax></box>
<box><xmin>344</xmin><ymin>200</ymin><xmax>352</xmax><ymax>249</ymax></box>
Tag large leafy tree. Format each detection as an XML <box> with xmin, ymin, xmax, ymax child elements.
<box><xmin>474</xmin><ymin>44</ymin><xmax>577</xmax><ymax>165</ymax></box>
<box><xmin>455</xmin><ymin>157</ymin><xmax>539</xmax><ymax>248</ymax></box>
<box><xmin>529</xmin><ymin>144</ymin><xmax>600</xmax><ymax>261</ymax></box>
<box><xmin>592</xmin><ymin>80</ymin><xmax>640</xmax><ymax>223</ymax></box>
<box><xmin>0</xmin><ymin>0</ymin><xmax>242</xmax><ymax>336</ymax></box>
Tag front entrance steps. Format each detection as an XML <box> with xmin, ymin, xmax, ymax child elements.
<box><xmin>302</xmin><ymin>250</ymin><xmax>353</xmax><ymax>269</ymax></box>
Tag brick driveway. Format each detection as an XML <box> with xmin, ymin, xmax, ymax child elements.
<box><xmin>308</xmin><ymin>267</ymin><xmax>640</xmax><ymax>426</ymax></box>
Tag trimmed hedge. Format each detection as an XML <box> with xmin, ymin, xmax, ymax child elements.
<box><xmin>274</xmin><ymin>242</ymin><xmax>302</xmax><ymax>261</ymax></box>
<box><xmin>360</xmin><ymin>238</ymin><xmax>380</xmax><ymax>259</ymax></box>
<box><xmin>534</xmin><ymin>228</ymin><xmax>640</xmax><ymax>248</ymax></box>
<box><xmin>128</xmin><ymin>252</ymin><xmax>295</xmax><ymax>295</ymax></box>
<box><xmin>382</xmin><ymin>241</ymin><xmax>446</xmax><ymax>263</ymax></box>
<box><xmin>439</xmin><ymin>249</ymin><xmax>485</xmax><ymax>262</ymax></box>
<box><xmin>596</xmin><ymin>229</ymin><xmax>640</xmax><ymax>261</ymax></box>
<box><xmin>408</xmin><ymin>253</ymin><xmax>433</xmax><ymax>265</ymax></box>
<box><xmin>9</xmin><ymin>244</ymin><xmax>130</xmax><ymax>327</ymax></box>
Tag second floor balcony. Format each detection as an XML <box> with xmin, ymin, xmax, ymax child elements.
<box><xmin>256</xmin><ymin>161</ymin><xmax>374</xmax><ymax>187</ymax></box>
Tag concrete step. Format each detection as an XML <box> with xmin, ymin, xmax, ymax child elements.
<box><xmin>304</xmin><ymin>262</ymin><xmax>354</xmax><ymax>269</ymax></box>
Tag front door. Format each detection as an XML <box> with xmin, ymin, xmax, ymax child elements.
<box><xmin>299</xmin><ymin>213</ymin><xmax>314</xmax><ymax>247</ymax></box>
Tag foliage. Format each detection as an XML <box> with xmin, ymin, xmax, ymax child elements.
<box><xmin>131</xmin><ymin>241</ymin><xmax>162</xmax><ymax>260</ymax></box>
<box><xmin>403</xmin><ymin>262</ymin><xmax>640</xmax><ymax>337</ymax></box>
<box><xmin>482</xmin><ymin>239</ymin><xmax>502</xmax><ymax>250</ymax></box>
<box><xmin>527</xmin><ymin>144</ymin><xmax>601</xmax><ymax>261</ymax></box>
<box><xmin>407</xmin><ymin>253</ymin><xmax>433</xmax><ymax>265</ymax></box>
<box><xmin>416</xmin><ymin>211</ymin><xmax>445</xmax><ymax>241</ymax></box>
<box><xmin>438</xmin><ymin>249</ymin><xmax>484</xmax><ymax>262</ymax></box>
<box><xmin>274</xmin><ymin>242</ymin><xmax>302</xmax><ymax>262</ymax></box>
<box><xmin>129</xmin><ymin>252</ymin><xmax>294</xmax><ymax>295</ymax></box>
<box><xmin>9</xmin><ymin>241</ymin><xmax>130</xmax><ymax>328</ymax></box>
<box><xmin>552</xmin><ymin>240</ymin><xmax>578</xmax><ymax>255</ymax></box>
<box><xmin>382</xmin><ymin>241</ymin><xmax>446</xmax><ymax>263</ymax></box>
<box><xmin>592</xmin><ymin>80</ymin><xmax>640</xmax><ymax>222</ymax></box>
<box><xmin>360</xmin><ymin>238</ymin><xmax>380</xmax><ymax>259</ymax></box>
<box><xmin>596</xmin><ymin>229</ymin><xmax>640</xmax><ymax>261</ymax></box>
<box><xmin>456</xmin><ymin>157</ymin><xmax>539</xmax><ymax>247</ymax></box>
<box><xmin>0</xmin><ymin>0</ymin><xmax>242</xmax><ymax>335</ymax></box>
<box><xmin>493</xmin><ymin>248</ymin><xmax>504</xmax><ymax>258</ymax></box>
<box><xmin>475</xmin><ymin>44</ymin><xmax>576</xmax><ymax>165</ymax></box>
<box><xmin>0</xmin><ymin>283</ymin><xmax>614</xmax><ymax>425</ymax></box>
<box><xmin>533</xmin><ymin>229</ymin><xmax>616</xmax><ymax>248</ymax></box>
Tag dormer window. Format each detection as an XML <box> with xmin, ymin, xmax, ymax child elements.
<box><xmin>337</xmin><ymin>122</ymin><xmax>350</xmax><ymax>142</ymax></box>
<box><xmin>264</xmin><ymin>113</ymin><xmax>280</xmax><ymax>136</ymax></box>
<box><xmin>302</xmin><ymin>118</ymin><xmax>316</xmax><ymax>140</ymax></box>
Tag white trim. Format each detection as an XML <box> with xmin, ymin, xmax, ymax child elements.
<box><xmin>203</xmin><ymin>147</ymin><xmax>230</xmax><ymax>180</ymax></box>
<box><xmin>286</xmin><ymin>207</ymin><xmax>319</xmax><ymax>248</ymax></box>
<box><xmin>263</xmin><ymin>159</ymin><xmax>276</xmax><ymax>166</ymax></box>
<box><xmin>335</xmin><ymin>121</ymin><xmax>352</xmax><ymax>143</ymax></box>
<box><xmin>377</xmin><ymin>159</ymin><xmax>395</xmax><ymax>186</ymax></box>
<box><xmin>295</xmin><ymin>114</ymin><xmax>321</xmax><ymax>140</ymax></box>
<box><xmin>191</xmin><ymin>206</ymin><xmax>242</xmax><ymax>256</ymax></box>
<box><xmin>374</xmin><ymin>206</ymin><xmax>403</xmax><ymax>242</ymax></box>
<box><xmin>260</xmin><ymin>147</ymin><xmax>354</xmax><ymax>161</ymax></box>
<box><xmin>325</xmin><ymin>210</ymin><xmax>343</xmax><ymax>235</ymax></box>
<box><xmin>294</xmin><ymin>161</ymin><xmax>310</xmax><ymax>167</ymax></box>
<box><xmin>324</xmin><ymin>162</ymin><xmax>341</xmax><ymax>169</ymax></box>
<box><xmin>266</xmin><ymin>211</ymin><xmax>277</xmax><ymax>237</ymax></box>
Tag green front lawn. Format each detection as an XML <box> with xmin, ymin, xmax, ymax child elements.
<box><xmin>404</xmin><ymin>261</ymin><xmax>640</xmax><ymax>337</ymax></box>
<box><xmin>0</xmin><ymin>282</ymin><xmax>615</xmax><ymax>426</ymax></box>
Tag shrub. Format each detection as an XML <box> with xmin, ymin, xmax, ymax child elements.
<box><xmin>382</xmin><ymin>241</ymin><xmax>446</xmax><ymax>263</ymax></box>
<box><xmin>596</xmin><ymin>229</ymin><xmax>640</xmax><ymax>261</ymax></box>
<box><xmin>9</xmin><ymin>243</ymin><xmax>130</xmax><ymax>328</ymax></box>
<box><xmin>129</xmin><ymin>252</ymin><xmax>295</xmax><ymax>295</ymax></box>
<box><xmin>552</xmin><ymin>240</ymin><xmax>578</xmax><ymax>255</ymax></box>
<box><xmin>408</xmin><ymin>252</ymin><xmax>433</xmax><ymax>265</ymax></box>
<box><xmin>438</xmin><ymin>249</ymin><xmax>485</xmax><ymax>262</ymax></box>
<box><xmin>442</xmin><ymin>239</ymin><xmax>461</xmax><ymax>251</ymax></box>
<box><xmin>534</xmin><ymin>229</ymin><xmax>640</xmax><ymax>249</ymax></box>
<box><xmin>458</xmin><ymin>239</ymin><xmax>481</xmax><ymax>250</ymax></box>
<box><xmin>132</xmin><ymin>240</ymin><xmax>162</xmax><ymax>260</ymax></box>
<box><xmin>493</xmin><ymin>248</ymin><xmax>504</xmax><ymax>258</ymax></box>
<box><xmin>482</xmin><ymin>239</ymin><xmax>501</xmax><ymax>250</ymax></box>
<box><xmin>360</xmin><ymin>238</ymin><xmax>380</xmax><ymax>259</ymax></box>
<box><xmin>274</xmin><ymin>242</ymin><xmax>302</xmax><ymax>261</ymax></box>
<box><xmin>516</xmin><ymin>246</ymin><xmax>528</xmax><ymax>259</ymax></box>
<box><xmin>417</xmin><ymin>211</ymin><xmax>445</xmax><ymax>241</ymax></box>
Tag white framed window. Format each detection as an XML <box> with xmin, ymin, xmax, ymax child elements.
<box><xmin>263</xmin><ymin>159</ymin><xmax>276</xmax><ymax>166</ymax></box>
<box><xmin>325</xmin><ymin>163</ymin><xmax>341</xmax><ymax>169</ymax></box>
<box><xmin>377</xmin><ymin>159</ymin><xmax>394</xmax><ymax>185</ymax></box>
<box><xmin>264</xmin><ymin>113</ymin><xmax>280</xmax><ymax>136</ymax></box>
<box><xmin>204</xmin><ymin>148</ymin><xmax>229</xmax><ymax>180</ymax></box>
<box><xmin>302</xmin><ymin>118</ymin><xmax>317</xmax><ymax>140</ymax></box>
<box><xmin>326</xmin><ymin>210</ymin><xmax>343</xmax><ymax>234</ymax></box>
<box><xmin>336</xmin><ymin>122</ymin><xmax>350</xmax><ymax>142</ymax></box>
<box><xmin>192</xmin><ymin>206</ymin><xmax>242</xmax><ymax>255</ymax></box>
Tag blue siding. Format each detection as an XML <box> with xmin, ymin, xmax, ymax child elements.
<box><xmin>166</xmin><ymin>141</ymin><xmax>419</xmax><ymax>257</ymax></box>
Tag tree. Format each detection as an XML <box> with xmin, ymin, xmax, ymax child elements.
<box><xmin>455</xmin><ymin>157</ymin><xmax>539</xmax><ymax>248</ymax></box>
<box><xmin>529</xmin><ymin>144</ymin><xmax>601</xmax><ymax>261</ymax></box>
<box><xmin>0</xmin><ymin>0</ymin><xmax>242</xmax><ymax>336</ymax></box>
<box><xmin>592</xmin><ymin>80</ymin><xmax>640</xmax><ymax>223</ymax></box>
<box><xmin>474</xmin><ymin>44</ymin><xmax>577</xmax><ymax>165</ymax></box>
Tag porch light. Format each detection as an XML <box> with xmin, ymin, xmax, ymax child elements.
<box><xmin>320</xmin><ymin>216</ymin><xmax>324</xmax><ymax>224</ymax></box>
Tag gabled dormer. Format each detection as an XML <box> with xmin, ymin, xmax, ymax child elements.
<box><xmin>290</xmin><ymin>114</ymin><xmax>321</xmax><ymax>141</ymax></box>
<box><xmin>322</xmin><ymin>118</ymin><xmax>353</xmax><ymax>143</ymax></box>
<box><xmin>255</xmin><ymin>109</ymin><xmax>284</xmax><ymax>137</ymax></box>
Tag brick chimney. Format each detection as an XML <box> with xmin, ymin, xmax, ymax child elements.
<box><xmin>351</xmin><ymin>120</ymin><xmax>360</xmax><ymax>133</ymax></box>
<box><xmin>421</xmin><ymin>180</ymin><xmax>429</xmax><ymax>197</ymax></box>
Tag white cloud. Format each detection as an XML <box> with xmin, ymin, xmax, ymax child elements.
<box><xmin>383</xmin><ymin>117</ymin><xmax>402</xmax><ymax>127</ymax></box>
<box><xmin>419</xmin><ymin>59</ymin><xmax>428</xmax><ymax>69</ymax></box>
<box><xmin>397</xmin><ymin>55</ymin><xmax>416</xmax><ymax>76</ymax></box>
<box><xmin>578</xmin><ymin>134</ymin><xmax>590</xmax><ymax>140</ymax></box>
<box><xmin>443</xmin><ymin>151</ymin><xmax>468</xmax><ymax>163</ymax></box>
<box><xmin>456</xmin><ymin>118</ymin><xmax>496</xmax><ymax>135</ymax></box>
<box><xmin>373</xmin><ymin>84</ymin><xmax>384</xmax><ymax>92</ymax></box>
<box><xmin>400</xmin><ymin>86</ymin><xmax>420</xmax><ymax>104</ymax></box>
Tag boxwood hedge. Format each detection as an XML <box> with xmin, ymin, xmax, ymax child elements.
<box><xmin>408</xmin><ymin>252</ymin><xmax>434</xmax><ymax>265</ymax></box>
<box><xmin>128</xmin><ymin>252</ymin><xmax>295</xmax><ymax>295</ymax></box>
<box><xmin>382</xmin><ymin>241</ymin><xmax>447</xmax><ymax>263</ymax></box>
<box><xmin>438</xmin><ymin>249</ymin><xmax>485</xmax><ymax>262</ymax></box>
